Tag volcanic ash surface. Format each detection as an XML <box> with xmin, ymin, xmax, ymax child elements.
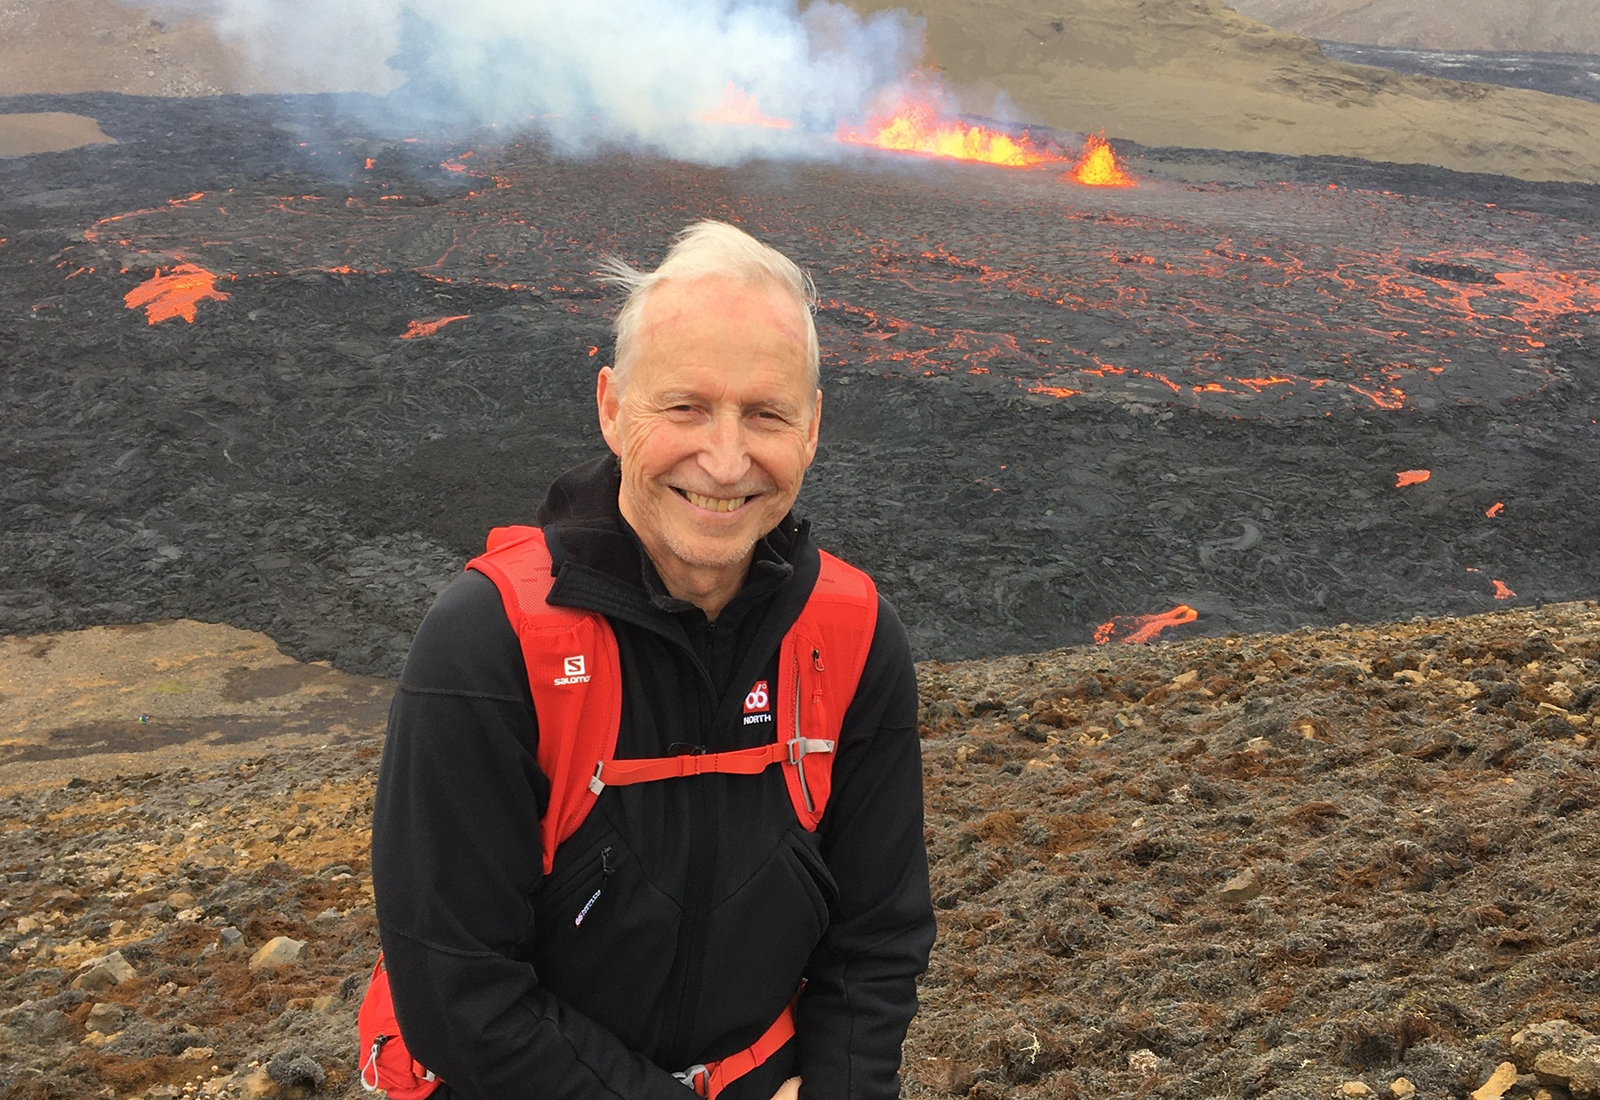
<box><xmin>2</xmin><ymin>602</ymin><xmax>1598</xmax><ymax>1098</ymax></box>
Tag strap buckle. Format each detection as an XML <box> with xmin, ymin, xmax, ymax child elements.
<box><xmin>588</xmin><ymin>760</ymin><xmax>606</xmax><ymax>796</ymax></box>
<box><xmin>675</xmin><ymin>1064</ymin><xmax>711</xmax><ymax>1097</ymax></box>
<box><xmin>786</xmin><ymin>737</ymin><xmax>835</xmax><ymax>766</ymax></box>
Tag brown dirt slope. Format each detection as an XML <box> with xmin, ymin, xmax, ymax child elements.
<box><xmin>1225</xmin><ymin>0</ymin><xmax>1600</xmax><ymax>54</ymax></box>
<box><xmin>2</xmin><ymin>602</ymin><xmax>1598</xmax><ymax>1098</ymax></box>
<box><xmin>844</xmin><ymin>0</ymin><xmax>1600</xmax><ymax>182</ymax></box>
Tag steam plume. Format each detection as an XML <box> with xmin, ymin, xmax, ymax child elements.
<box><xmin>144</xmin><ymin>0</ymin><xmax>930</xmax><ymax>162</ymax></box>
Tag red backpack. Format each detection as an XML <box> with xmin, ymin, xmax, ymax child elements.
<box><xmin>359</xmin><ymin>526</ymin><xmax>879</xmax><ymax>1097</ymax></box>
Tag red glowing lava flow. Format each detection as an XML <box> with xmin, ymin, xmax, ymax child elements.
<box><xmin>837</xmin><ymin>102</ymin><xmax>1060</xmax><ymax>168</ymax></box>
<box><xmin>1486</xmin><ymin>501</ymin><xmax>1505</xmax><ymax>518</ymax></box>
<box><xmin>400</xmin><ymin>315</ymin><xmax>470</xmax><ymax>339</ymax></box>
<box><xmin>1492</xmin><ymin>580</ymin><xmax>1516</xmax><ymax>600</ymax></box>
<box><xmin>701</xmin><ymin>84</ymin><xmax>792</xmax><ymax>129</ymax></box>
<box><xmin>123</xmin><ymin>263</ymin><xmax>229</xmax><ymax>324</ymax></box>
<box><xmin>1395</xmin><ymin>469</ymin><xmax>1431</xmax><ymax>487</ymax></box>
<box><xmin>1093</xmin><ymin>605</ymin><xmax>1199</xmax><ymax>645</ymax></box>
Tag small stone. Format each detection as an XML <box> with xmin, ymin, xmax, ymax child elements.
<box><xmin>1341</xmin><ymin>1083</ymin><xmax>1371</xmax><ymax>1098</ymax></box>
<box><xmin>1170</xmin><ymin>669</ymin><xmax>1200</xmax><ymax>687</ymax></box>
<box><xmin>249</xmin><ymin>936</ymin><xmax>307</xmax><ymax>970</ymax></box>
<box><xmin>16</xmin><ymin>916</ymin><xmax>39</xmax><ymax>934</ymax></box>
<box><xmin>1129</xmin><ymin>1049</ymin><xmax>1159</xmax><ymax>1075</ymax></box>
<box><xmin>218</xmin><ymin>926</ymin><xmax>246</xmax><ymax>952</ymax></box>
<box><xmin>180</xmin><ymin>1045</ymin><xmax>215</xmax><ymax>1061</ymax></box>
<box><xmin>1393</xmin><ymin>669</ymin><xmax>1425</xmax><ymax>684</ymax></box>
<box><xmin>167</xmin><ymin>891</ymin><xmax>196</xmax><ymax>909</ymax></box>
<box><xmin>310</xmin><ymin>994</ymin><xmax>338</xmax><ymax>1013</ymax></box>
<box><xmin>72</xmin><ymin>951</ymin><xmax>137</xmax><ymax>990</ymax></box>
<box><xmin>239</xmin><ymin>1068</ymin><xmax>281</xmax><ymax>1100</ymax></box>
<box><xmin>1100</xmin><ymin>335</ymin><xmax>1127</xmax><ymax>349</ymax></box>
<box><xmin>108</xmin><ymin>920</ymin><xmax>128</xmax><ymax>938</ymax></box>
<box><xmin>1218</xmin><ymin>869</ymin><xmax>1263</xmax><ymax>903</ymax></box>
<box><xmin>1469</xmin><ymin>1061</ymin><xmax>1519</xmax><ymax>1100</ymax></box>
<box><xmin>1390</xmin><ymin>1077</ymin><xmax>1416</xmax><ymax>1098</ymax></box>
<box><xmin>86</xmin><ymin>1002</ymin><xmax>125</xmax><ymax>1033</ymax></box>
<box><xmin>176</xmin><ymin>908</ymin><xmax>205</xmax><ymax>922</ymax></box>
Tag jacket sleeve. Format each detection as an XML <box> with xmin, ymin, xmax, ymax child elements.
<box><xmin>795</xmin><ymin>595</ymin><xmax>936</xmax><ymax>1099</ymax></box>
<box><xmin>371</xmin><ymin>570</ymin><xmax>689</xmax><ymax>1100</ymax></box>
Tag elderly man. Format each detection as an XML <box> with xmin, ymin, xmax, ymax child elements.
<box><xmin>371</xmin><ymin>221</ymin><xmax>934</xmax><ymax>1100</ymax></box>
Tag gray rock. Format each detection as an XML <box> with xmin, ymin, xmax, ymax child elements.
<box><xmin>86</xmin><ymin>1002</ymin><xmax>125</xmax><ymax>1033</ymax></box>
<box><xmin>71</xmin><ymin>951</ymin><xmax>137</xmax><ymax>991</ymax></box>
<box><xmin>249</xmin><ymin>936</ymin><xmax>307</xmax><ymax>970</ymax></box>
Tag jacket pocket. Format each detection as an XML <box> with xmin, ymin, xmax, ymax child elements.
<box><xmin>781</xmin><ymin>828</ymin><xmax>838</xmax><ymax>929</ymax></box>
<box><xmin>539</xmin><ymin>829</ymin><xmax>624</xmax><ymax>927</ymax></box>
<box><xmin>695</xmin><ymin>828</ymin><xmax>838</xmax><ymax>1044</ymax></box>
<box><xmin>531</xmin><ymin>822</ymin><xmax>681</xmax><ymax>1048</ymax></box>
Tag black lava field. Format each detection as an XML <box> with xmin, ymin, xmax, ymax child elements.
<box><xmin>2</xmin><ymin>92</ymin><xmax>1598</xmax><ymax>675</ymax></box>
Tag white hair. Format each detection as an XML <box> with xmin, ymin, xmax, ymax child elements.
<box><xmin>598</xmin><ymin>220</ymin><xmax>820</xmax><ymax>390</ymax></box>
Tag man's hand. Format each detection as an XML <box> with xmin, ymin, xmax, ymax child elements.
<box><xmin>769</xmin><ymin>1077</ymin><xmax>801</xmax><ymax>1100</ymax></box>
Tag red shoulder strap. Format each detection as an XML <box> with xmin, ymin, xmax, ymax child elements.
<box><xmin>466</xmin><ymin>526</ymin><xmax>621</xmax><ymax>876</ymax></box>
<box><xmin>775</xmin><ymin>549</ymin><xmax>878</xmax><ymax>830</ymax></box>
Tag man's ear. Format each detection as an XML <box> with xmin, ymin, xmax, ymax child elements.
<box><xmin>597</xmin><ymin>366</ymin><xmax>624</xmax><ymax>456</ymax></box>
<box><xmin>803</xmin><ymin>388</ymin><xmax>821</xmax><ymax>468</ymax></box>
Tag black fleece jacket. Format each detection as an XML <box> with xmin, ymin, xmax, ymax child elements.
<box><xmin>372</xmin><ymin>456</ymin><xmax>934</xmax><ymax>1100</ymax></box>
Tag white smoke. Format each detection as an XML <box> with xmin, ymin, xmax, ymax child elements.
<box><xmin>150</xmin><ymin>0</ymin><xmax>929</xmax><ymax>162</ymax></box>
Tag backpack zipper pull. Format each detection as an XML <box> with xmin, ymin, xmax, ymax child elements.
<box><xmin>573</xmin><ymin>846</ymin><xmax>614</xmax><ymax>928</ymax></box>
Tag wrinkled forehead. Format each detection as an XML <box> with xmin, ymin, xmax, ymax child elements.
<box><xmin>636</xmin><ymin>274</ymin><xmax>809</xmax><ymax>348</ymax></box>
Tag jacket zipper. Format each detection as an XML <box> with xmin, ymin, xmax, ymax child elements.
<box><xmin>792</xmin><ymin>645</ymin><xmax>813</xmax><ymax>814</ymax></box>
<box><xmin>572</xmin><ymin>846</ymin><xmax>614</xmax><ymax>928</ymax></box>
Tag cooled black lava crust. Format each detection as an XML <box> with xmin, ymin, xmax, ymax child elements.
<box><xmin>2</xmin><ymin>93</ymin><xmax>1598</xmax><ymax>675</ymax></box>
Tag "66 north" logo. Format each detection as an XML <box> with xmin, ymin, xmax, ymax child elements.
<box><xmin>744</xmin><ymin>681</ymin><xmax>770</xmax><ymax>714</ymax></box>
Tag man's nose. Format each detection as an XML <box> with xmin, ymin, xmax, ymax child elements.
<box><xmin>699</xmin><ymin>413</ymin><xmax>752</xmax><ymax>485</ymax></box>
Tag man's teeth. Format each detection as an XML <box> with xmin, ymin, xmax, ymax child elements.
<box><xmin>683</xmin><ymin>490</ymin><xmax>748</xmax><ymax>513</ymax></box>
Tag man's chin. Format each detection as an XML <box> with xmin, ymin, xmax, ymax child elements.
<box><xmin>663</xmin><ymin>529</ymin><xmax>761</xmax><ymax>573</ymax></box>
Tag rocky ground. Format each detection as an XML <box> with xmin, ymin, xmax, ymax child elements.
<box><xmin>3</xmin><ymin>600</ymin><xmax>1599</xmax><ymax>1099</ymax></box>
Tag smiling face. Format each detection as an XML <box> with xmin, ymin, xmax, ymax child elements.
<box><xmin>597</xmin><ymin>275</ymin><xmax>820</xmax><ymax>612</ymax></box>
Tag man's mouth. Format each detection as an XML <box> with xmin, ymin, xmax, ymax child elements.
<box><xmin>676</xmin><ymin>488</ymin><xmax>750</xmax><ymax>513</ymax></box>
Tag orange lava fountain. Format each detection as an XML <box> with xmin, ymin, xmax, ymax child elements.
<box><xmin>837</xmin><ymin>102</ymin><xmax>1057</xmax><ymax>168</ymax></box>
<box><xmin>701</xmin><ymin>84</ymin><xmax>792</xmax><ymax>129</ymax></box>
<box><xmin>1070</xmin><ymin>134</ymin><xmax>1134</xmax><ymax>188</ymax></box>
<box><xmin>400</xmin><ymin>315</ymin><xmax>470</xmax><ymax>339</ymax></box>
<box><xmin>1093</xmin><ymin>605</ymin><xmax>1199</xmax><ymax>645</ymax></box>
<box><xmin>123</xmin><ymin>263</ymin><xmax>229</xmax><ymax>324</ymax></box>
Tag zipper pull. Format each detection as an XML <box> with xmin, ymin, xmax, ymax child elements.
<box><xmin>573</xmin><ymin>846</ymin><xmax>615</xmax><ymax>928</ymax></box>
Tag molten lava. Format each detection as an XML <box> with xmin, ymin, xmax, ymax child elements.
<box><xmin>123</xmin><ymin>263</ymin><xmax>229</xmax><ymax>324</ymax></box>
<box><xmin>1486</xmin><ymin>501</ymin><xmax>1505</xmax><ymax>518</ymax></box>
<box><xmin>1070</xmin><ymin>134</ymin><xmax>1134</xmax><ymax>188</ymax></box>
<box><xmin>400</xmin><ymin>315</ymin><xmax>470</xmax><ymax>339</ymax></box>
<box><xmin>1093</xmin><ymin>605</ymin><xmax>1199</xmax><ymax>645</ymax></box>
<box><xmin>700</xmin><ymin>84</ymin><xmax>792</xmax><ymax>129</ymax></box>
<box><xmin>837</xmin><ymin>103</ymin><xmax>1056</xmax><ymax>168</ymax></box>
<box><xmin>1492</xmin><ymin>580</ymin><xmax>1516</xmax><ymax>600</ymax></box>
<box><xmin>1395</xmin><ymin>469</ymin><xmax>1431</xmax><ymax>487</ymax></box>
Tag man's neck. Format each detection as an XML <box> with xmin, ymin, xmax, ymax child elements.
<box><xmin>650</xmin><ymin>555</ymin><xmax>752</xmax><ymax>621</ymax></box>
